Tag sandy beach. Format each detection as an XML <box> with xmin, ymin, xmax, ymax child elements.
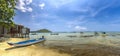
<box><xmin>1</xmin><ymin>0</ymin><xmax>120</xmax><ymax>56</ymax></box>
<box><xmin>0</xmin><ymin>37</ymin><xmax>120</xmax><ymax>56</ymax></box>
<box><xmin>0</xmin><ymin>38</ymin><xmax>70</xmax><ymax>56</ymax></box>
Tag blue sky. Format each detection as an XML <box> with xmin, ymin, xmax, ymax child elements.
<box><xmin>14</xmin><ymin>0</ymin><xmax>120</xmax><ymax>32</ymax></box>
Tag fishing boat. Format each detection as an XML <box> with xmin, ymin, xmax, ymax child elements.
<box><xmin>7</xmin><ymin>37</ymin><xmax>45</xmax><ymax>47</ymax></box>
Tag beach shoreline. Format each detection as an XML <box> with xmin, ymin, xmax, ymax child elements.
<box><xmin>0</xmin><ymin>38</ymin><xmax>70</xmax><ymax>56</ymax></box>
<box><xmin>0</xmin><ymin>38</ymin><xmax>120</xmax><ymax>56</ymax></box>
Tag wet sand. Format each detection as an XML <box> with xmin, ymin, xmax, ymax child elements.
<box><xmin>0</xmin><ymin>38</ymin><xmax>120</xmax><ymax>56</ymax></box>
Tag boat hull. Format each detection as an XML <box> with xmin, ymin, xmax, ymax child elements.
<box><xmin>7</xmin><ymin>38</ymin><xmax>45</xmax><ymax>47</ymax></box>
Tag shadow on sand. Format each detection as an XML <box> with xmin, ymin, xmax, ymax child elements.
<box><xmin>5</xmin><ymin>45</ymin><xmax>29</xmax><ymax>51</ymax></box>
<box><xmin>5</xmin><ymin>41</ymin><xmax>45</xmax><ymax>51</ymax></box>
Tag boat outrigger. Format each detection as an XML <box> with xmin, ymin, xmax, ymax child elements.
<box><xmin>7</xmin><ymin>37</ymin><xmax>45</xmax><ymax>47</ymax></box>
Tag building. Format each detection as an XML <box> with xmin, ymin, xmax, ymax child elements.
<box><xmin>22</xmin><ymin>27</ymin><xmax>30</xmax><ymax>38</ymax></box>
<box><xmin>0</xmin><ymin>24</ymin><xmax>30</xmax><ymax>38</ymax></box>
<box><xmin>10</xmin><ymin>24</ymin><xmax>30</xmax><ymax>38</ymax></box>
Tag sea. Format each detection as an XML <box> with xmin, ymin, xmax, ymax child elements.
<box><xmin>2</xmin><ymin>32</ymin><xmax>119</xmax><ymax>56</ymax></box>
<box><xmin>29</xmin><ymin>32</ymin><xmax>120</xmax><ymax>48</ymax></box>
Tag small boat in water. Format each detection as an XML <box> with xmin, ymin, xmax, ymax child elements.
<box><xmin>50</xmin><ymin>33</ymin><xmax>59</xmax><ymax>35</ymax></box>
<box><xmin>7</xmin><ymin>37</ymin><xmax>45</xmax><ymax>47</ymax></box>
<box><xmin>67</xmin><ymin>35</ymin><xmax>77</xmax><ymax>38</ymax></box>
<box><xmin>31</xmin><ymin>33</ymin><xmax>37</xmax><ymax>35</ymax></box>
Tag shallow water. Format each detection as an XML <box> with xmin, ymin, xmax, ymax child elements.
<box><xmin>0</xmin><ymin>32</ymin><xmax>120</xmax><ymax>56</ymax></box>
<box><xmin>30</xmin><ymin>32</ymin><xmax>120</xmax><ymax>48</ymax></box>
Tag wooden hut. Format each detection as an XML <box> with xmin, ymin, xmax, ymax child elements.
<box><xmin>22</xmin><ymin>27</ymin><xmax>30</xmax><ymax>38</ymax></box>
<box><xmin>10</xmin><ymin>25</ymin><xmax>17</xmax><ymax>37</ymax></box>
<box><xmin>0</xmin><ymin>24</ymin><xmax>30</xmax><ymax>38</ymax></box>
<box><xmin>16</xmin><ymin>25</ymin><xmax>24</xmax><ymax>37</ymax></box>
<box><xmin>10</xmin><ymin>24</ymin><xmax>24</xmax><ymax>37</ymax></box>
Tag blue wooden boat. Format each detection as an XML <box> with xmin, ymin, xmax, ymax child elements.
<box><xmin>7</xmin><ymin>37</ymin><xmax>45</xmax><ymax>47</ymax></box>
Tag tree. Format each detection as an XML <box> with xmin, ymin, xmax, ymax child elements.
<box><xmin>31</xmin><ymin>29</ymin><xmax>52</xmax><ymax>33</ymax></box>
<box><xmin>0</xmin><ymin>0</ymin><xmax>16</xmax><ymax>28</ymax></box>
<box><xmin>37</xmin><ymin>29</ymin><xmax>52</xmax><ymax>33</ymax></box>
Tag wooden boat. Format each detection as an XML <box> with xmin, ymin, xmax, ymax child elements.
<box><xmin>7</xmin><ymin>37</ymin><xmax>45</xmax><ymax>47</ymax></box>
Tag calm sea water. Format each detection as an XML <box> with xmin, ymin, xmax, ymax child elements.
<box><xmin>29</xmin><ymin>32</ymin><xmax>120</xmax><ymax>47</ymax></box>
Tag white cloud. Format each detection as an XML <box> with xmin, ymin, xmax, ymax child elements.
<box><xmin>67</xmin><ymin>16</ymin><xmax>87</xmax><ymax>28</ymax></box>
<box><xmin>39</xmin><ymin>3</ymin><xmax>45</xmax><ymax>9</ymax></box>
<box><xmin>47</xmin><ymin>0</ymin><xmax>74</xmax><ymax>8</ymax></box>
<box><xmin>26</xmin><ymin>0</ymin><xmax>32</xmax><ymax>5</ymax></box>
<box><xmin>90</xmin><ymin>1</ymin><xmax>116</xmax><ymax>17</ymax></box>
<box><xmin>16</xmin><ymin>0</ymin><xmax>33</xmax><ymax>12</ymax></box>
<box><xmin>91</xmin><ymin>6</ymin><xmax>109</xmax><ymax>17</ymax></box>
<box><xmin>75</xmin><ymin>26</ymin><xmax>87</xmax><ymax>31</ymax></box>
<box><xmin>27</xmin><ymin>7</ymin><xmax>33</xmax><ymax>12</ymax></box>
<box><xmin>66</xmin><ymin>17</ymin><xmax>88</xmax><ymax>31</ymax></box>
<box><xmin>31</xmin><ymin>15</ymin><xmax>35</xmax><ymax>18</ymax></box>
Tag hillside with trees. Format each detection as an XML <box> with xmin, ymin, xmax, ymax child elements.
<box><xmin>31</xmin><ymin>29</ymin><xmax>52</xmax><ymax>33</ymax></box>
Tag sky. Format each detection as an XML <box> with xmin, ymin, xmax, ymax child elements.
<box><xmin>14</xmin><ymin>0</ymin><xmax>120</xmax><ymax>32</ymax></box>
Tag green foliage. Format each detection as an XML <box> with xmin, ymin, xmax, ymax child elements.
<box><xmin>0</xmin><ymin>0</ymin><xmax>16</xmax><ymax>28</ymax></box>
<box><xmin>31</xmin><ymin>29</ymin><xmax>52</xmax><ymax>33</ymax></box>
<box><xmin>37</xmin><ymin>29</ymin><xmax>52</xmax><ymax>33</ymax></box>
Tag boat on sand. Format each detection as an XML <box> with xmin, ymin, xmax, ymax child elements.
<box><xmin>7</xmin><ymin>37</ymin><xmax>45</xmax><ymax>47</ymax></box>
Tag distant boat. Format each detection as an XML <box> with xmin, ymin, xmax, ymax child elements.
<box><xmin>7</xmin><ymin>37</ymin><xmax>45</xmax><ymax>47</ymax></box>
<box><xmin>31</xmin><ymin>33</ymin><xmax>37</xmax><ymax>35</ymax></box>
<box><xmin>50</xmin><ymin>33</ymin><xmax>59</xmax><ymax>35</ymax></box>
<box><xmin>67</xmin><ymin>35</ymin><xmax>77</xmax><ymax>37</ymax></box>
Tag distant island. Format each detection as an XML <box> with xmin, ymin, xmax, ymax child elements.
<box><xmin>31</xmin><ymin>29</ymin><xmax>52</xmax><ymax>33</ymax></box>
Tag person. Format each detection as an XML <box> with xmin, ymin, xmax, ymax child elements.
<box><xmin>103</xmin><ymin>32</ymin><xmax>106</xmax><ymax>34</ymax></box>
<box><xmin>41</xmin><ymin>35</ymin><xmax>45</xmax><ymax>46</ymax></box>
<box><xmin>102</xmin><ymin>32</ymin><xmax>106</xmax><ymax>37</ymax></box>
<box><xmin>42</xmin><ymin>36</ymin><xmax>44</xmax><ymax>38</ymax></box>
